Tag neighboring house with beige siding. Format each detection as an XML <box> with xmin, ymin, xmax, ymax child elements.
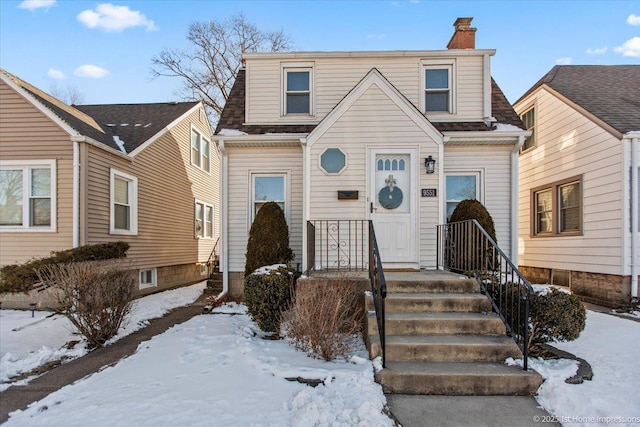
<box><xmin>214</xmin><ymin>18</ymin><xmax>529</xmax><ymax>296</ymax></box>
<box><xmin>0</xmin><ymin>69</ymin><xmax>220</xmax><ymax>303</ymax></box>
<box><xmin>514</xmin><ymin>65</ymin><xmax>640</xmax><ymax>307</ymax></box>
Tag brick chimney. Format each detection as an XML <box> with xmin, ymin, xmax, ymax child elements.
<box><xmin>447</xmin><ymin>17</ymin><xmax>476</xmax><ymax>49</ymax></box>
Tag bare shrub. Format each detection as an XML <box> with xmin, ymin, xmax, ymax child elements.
<box><xmin>283</xmin><ymin>278</ymin><xmax>364</xmax><ymax>361</ymax></box>
<box><xmin>37</xmin><ymin>260</ymin><xmax>135</xmax><ymax>349</ymax></box>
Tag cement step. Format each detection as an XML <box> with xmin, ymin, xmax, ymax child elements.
<box><xmin>367</xmin><ymin>293</ymin><xmax>492</xmax><ymax>313</ymax></box>
<box><xmin>376</xmin><ymin>361</ymin><xmax>542</xmax><ymax>396</ymax></box>
<box><xmin>366</xmin><ymin>312</ymin><xmax>506</xmax><ymax>336</ymax></box>
<box><xmin>385</xmin><ymin>279</ymin><xmax>480</xmax><ymax>294</ymax></box>
<box><xmin>369</xmin><ymin>334</ymin><xmax>521</xmax><ymax>362</ymax></box>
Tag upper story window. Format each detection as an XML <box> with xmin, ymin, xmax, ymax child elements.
<box><xmin>282</xmin><ymin>63</ymin><xmax>314</xmax><ymax>117</ymax></box>
<box><xmin>191</xmin><ymin>126</ymin><xmax>211</xmax><ymax>173</ymax></box>
<box><xmin>531</xmin><ymin>176</ymin><xmax>582</xmax><ymax>237</ymax></box>
<box><xmin>520</xmin><ymin>107</ymin><xmax>536</xmax><ymax>152</ymax></box>
<box><xmin>424</xmin><ymin>65</ymin><xmax>453</xmax><ymax>113</ymax></box>
<box><xmin>110</xmin><ymin>169</ymin><xmax>138</xmax><ymax>235</ymax></box>
<box><xmin>0</xmin><ymin>160</ymin><xmax>56</xmax><ymax>231</ymax></box>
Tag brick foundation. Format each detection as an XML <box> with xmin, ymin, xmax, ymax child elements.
<box><xmin>518</xmin><ymin>265</ymin><xmax>633</xmax><ymax>308</ymax></box>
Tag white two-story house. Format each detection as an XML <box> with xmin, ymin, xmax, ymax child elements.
<box><xmin>214</xmin><ymin>18</ymin><xmax>530</xmax><ymax>296</ymax></box>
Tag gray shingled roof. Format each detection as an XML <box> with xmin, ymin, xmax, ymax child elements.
<box><xmin>76</xmin><ymin>102</ymin><xmax>199</xmax><ymax>153</ymax></box>
<box><xmin>516</xmin><ymin>65</ymin><xmax>640</xmax><ymax>134</ymax></box>
<box><xmin>216</xmin><ymin>68</ymin><xmax>523</xmax><ymax>135</ymax></box>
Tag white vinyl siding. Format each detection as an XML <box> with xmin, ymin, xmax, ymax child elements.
<box><xmin>227</xmin><ymin>147</ymin><xmax>303</xmax><ymax>272</ymax></box>
<box><xmin>0</xmin><ymin>159</ymin><xmax>56</xmax><ymax>231</ymax></box>
<box><xmin>245</xmin><ymin>54</ymin><xmax>485</xmax><ymax>124</ymax></box>
<box><xmin>516</xmin><ymin>88</ymin><xmax>625</xmax><ymax>275</ymax></box>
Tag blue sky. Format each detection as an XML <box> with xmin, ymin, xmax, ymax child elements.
<box><xmin>1</xmin><ymin>0</ymin><xmax>638</xmax><ymax>106</ymax></box>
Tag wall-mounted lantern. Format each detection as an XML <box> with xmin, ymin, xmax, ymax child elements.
<box><xmin>424</xmin><ymin>155</ymin><xmax>436</xmax><ymax>174</ymax></box>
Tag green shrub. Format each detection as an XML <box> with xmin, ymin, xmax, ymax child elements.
<box><xmin>447</xmin><ymin>199</ymin><xmax>497</xmax><ymax>272</ymax></box>
<box><xmin>244</xmin><ymin>265</ymin><xmax>296</xmax><ymax>334</ymax></box>
<box><xmin>0</xmin><ymin>242</ymin><xmax>130</xmax><ymax>294</ymax></box>
<box><xmin>36</xmin><ymin>260</ymin><xmax>135</xmax><ymax>349</ymax></box>
<box><xmin>283</xmin><ymin>278</ymin><xmax>364</xmax><ymax>360</ymax></box>
<box><xmin>244</xmin><ymin>202</ymin><xmax>293</xmax><ymax>277</ymax></box>
<box><xmin>529</xmin><ymin>288</ymin><xmax>586</xmax><ymax>350</ymax></box>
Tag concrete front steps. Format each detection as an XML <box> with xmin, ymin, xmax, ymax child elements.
<box><xmin>365</xmin><ymin>272</ymin><xmax>542</xmax><ymax>396</ymax></box>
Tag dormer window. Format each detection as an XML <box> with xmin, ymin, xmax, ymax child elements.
<box><xmin>282</xmin><ymin>63</ymin><xmax>314</xmax><ymax>116</ymax></box>
<box><xmin>422</xmin><ymin>61</ymin><xmax>455</xmax><ymax>114</ymax></box>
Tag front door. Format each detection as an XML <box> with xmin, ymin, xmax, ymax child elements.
<box><xmin>369</xmin><ymin>148</ymin><xmax>417</xmax><ymax>264</ymax></box>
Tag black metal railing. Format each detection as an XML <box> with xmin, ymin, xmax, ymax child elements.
<box><xmin>368</xmin><ymin>221</ymin><xmax>387</xmax><ymax>368</ymax></box>
<box><xmin>437</xmin><ymin>219</ymin><xmax>534</xmax><ymax>370</ymax></box>
<box><xmin>306</xmin><ymin>220</ymin><xmax>387</xmax><ymax>367</ymax></box>
<box><xmin>306</xmin><ymin>220</ymin><xmax>369</xmax><ymax>272</ymax></box>
<box><xmin>206</xmin><ymin>237</ymin><xmax>220</xmax><ymax>278</ymax></box>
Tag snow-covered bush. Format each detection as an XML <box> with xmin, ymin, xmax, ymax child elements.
<box><xmin>36</xmin><ymin>260</ymin><xmax>135</xmax><ymax>348</ymax></box>
<box><xmin>528</xmin><ymin>288</ymin><xmax>586</xmax><ymax>350</ymax></box>
<box><xmin>244</xmin><ymin>265</ymin><xmax>296</xmax><ymax>335</ymax></box>
<box><xmin>283</xmin><ymin>278</ymin><xmax>363</xmax><ymax>360</ymax></box>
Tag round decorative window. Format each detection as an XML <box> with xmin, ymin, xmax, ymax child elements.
<box><xmin>378</xmin><ymin>174</ymin><xmax>403</xmax><ymax>210</ymax></box>
<box><xmin>320</xmin><ymin>148</ymin><xmax>346</xmax><ymax>174</ymax></box>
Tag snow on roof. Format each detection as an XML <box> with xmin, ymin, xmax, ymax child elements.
<box><xmin>113</xmin><ymin>135</ymin><xmax>127</xmax><ymax>154</ymax></box>
<box><xmin>218</xmin><ymin>128</ymin><xmax>249</xmax><ymax>136</ymax></box>
<box><xmin>493</xmin><ymin>123</ymin><xmax>524</xmax><ymax>132</ymax></box>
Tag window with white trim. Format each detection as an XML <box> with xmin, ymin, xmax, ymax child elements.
<box><xmin>531</xmin><ymin>176</ymin><xmax>582</xmax><ymax>236</ymax></box>
<box><xmin>283</xmin><ymin>67</ymin><xmax>312</xmax><ymax>115</ymax></box>
<box><xmin>191</xmin><ymin>126</ymin><xmax>211</xmax><ymax>173</ymax></box>
<box><xmin>195</xmin><ymin>200</ymin><xmax>214</xmax><ymax>239</ymax></box>
<box><xmin>110</xmin><ymin>169</ymin><xmax>138</xmax><ymax>235</ymax></box>
<box><xmin>445</xmin><ymin>173</ymin><xmax>480</xmax><ymax>220</ymax></box>
<box><xmin>520</xmin><ymin>107</ymin><xmax>536</xmax><ymax>152</ymax></box>
<box><xmin>0</xmin><ymin>160</ymin><xmax>56</xmax><ymax>231</ymax></box>
<box><xmin>423</xmin><ymin>64</ymin><xmax>453</xmax><ymax>113</ymax></box>
<box><xmin>251</xmin><ymin>173</ymin><xmax>286</xmax><ymax>223</ymax></box>
<box><xmin>139</xmin><ymin>268</ymin><xmax>157</xmax><ymax>289</ymax></box>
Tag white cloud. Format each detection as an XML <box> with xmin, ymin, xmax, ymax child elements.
<box><xmin>77</xmin><ymin>3</ymin><xmax>157</xmax><ymax>32</ymax></box>
<box><xmin>74</xmin><ymin>65</ymin><xmax>110</xmax><ymax>79</ymax></box>
<box><xmin>18</xmin><ymin>0</ymin><xmax>55</xmax><ymax>11</ymax></box>
<box><xmin>614</xmin><ymin>36</ymin><xmax>640</xmax><ymax>57</ymax></box>
<box><xmin>47</xmin><ymin>68</ymin><xmax>65</xmax><ymax>80</ymax></box>
<box><xmin>627</xmin><ymin>14</ymin><xmax>640</xmax><ymax>26</ymax></box>
<box><xmin>555</xmin><ymin>57</ymin><xmax>573</xmax><ymax>65</ymax></box>
<box><xmin>586</xmin><ymin>46</ymin><xmax>608</xmax><ymax>55</ymax></box>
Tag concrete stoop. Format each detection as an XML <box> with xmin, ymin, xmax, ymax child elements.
<box><xmin>365</xmin><ymin>275</ymin><xmax>542</xmax><ymax>396</ymax></box>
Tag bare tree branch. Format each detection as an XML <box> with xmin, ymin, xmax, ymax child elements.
<box><xmin>48</xmin><ymin>82</ymin><xmax>86</xmax><ymax>105</ymax></box>
<box><xmin>150</xmin><ymin>13</ymin><xmax>292</xmax><ymax>126</ymax></box>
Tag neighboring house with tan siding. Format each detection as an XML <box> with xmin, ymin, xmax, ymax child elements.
<box><xmin>514</xmin><ymin>65</ymin><xmax>640</xmax><ymax>307</ymax></box>
<box><xmin>0</xmin><ymin>69</ymin><xmax>220</xmax><ymax>303</ymax></box>
<box><xmin>214</xmin><ymin>18</ymin><xmax>530</xmax><ymax>296</ymax></box>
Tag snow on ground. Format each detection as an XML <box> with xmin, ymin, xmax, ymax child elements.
<box><xmin>509</xmin><ymin>310</ymin><xmax>640</xmax><ymax>427</ymax></box>
<box><xmin>4</xmin><ymin>303</ymin><xmax>394</xmax><ymax>427</ymax></box>
<box><xmin>0</xmin><ymin>282</ymin><xmax>206</xmax><ymax>391</ymax></box>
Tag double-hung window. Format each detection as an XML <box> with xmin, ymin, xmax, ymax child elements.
<box><xmin>445</xmin><ymin>172</ymin><xmax>480</xmax><ymax>220</ymax></box>
<box><xmin>283</xmin><ymin>66</ymin><xmax>312</xmax><ymax>115</ymax></box>
<box><xmin>0</xmin><ymin>160</ymin><xmax>56</xmax><ymax>231</ymax></box>
<box><xmin>423</xmin><ymin>64</ymin><xmax>453</xmax><ymax>113</ymax></box>
<box><xmin>531</xmin><ymin>177</ymin><xmax>582</xmax><ymax>236</ymax></box>
<box><xmin>520</xmin><ymin>107</ymin><xmax>536</xmax><ymax>152</ymax></box>
<box><xmin>195</xmin><ymin>200</ymin><xmax>214</xmax><ymax>239</ymax></box>
<box><xmin>110</xmin><ymin>169</ymin><xmax>138</xmax><ymax>235</ymax></box>
<box><xmin>251</xmin><ymin>173</ymin><xmax>286</xmax><ymax>224</ymax></box>
<box><xmin>191</xmin><ymin>126</ymin><xmax>211</xmax><ymax>173</ymax></box>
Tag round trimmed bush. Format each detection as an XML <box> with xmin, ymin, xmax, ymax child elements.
<box><xmin>244</xmin><ymin>202</ymin><xmax>294</xmax><ymax>277</ymax></box>
<box><xmin>449</xmin><ymin>199</ymin><xmax>497</xmax><ymax>242</ymax></box>
<box><xmin>244</xmin><ymin>265</ymin><xmax>296</xmax><ymax>334</ymax></box>
<box><xmin>529</xmin><ymin>288</ymin><xmax>586</xmax><ymax>348</ymax></box>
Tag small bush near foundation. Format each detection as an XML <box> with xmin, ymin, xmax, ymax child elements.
<box><xmin>244</xmin><ymin>265</ymin><xmax>296</xmax><ymax>334</ymax></box>
<box><xmin>528</xmin><ymin>288</ymin><xmax>586</xmax><ymax>351</ymax></box>
<box><xmin>283</xmin><ymin>278</ymin><xmax>363</xmax><ymax>361</ymax></box>
<box><xmin>37</xmin><ymin>260</ymin><xmax>135</xmax><ymax>349</ymax></box>
<box><xmin>244</xmin><ymin>202</ymin><xmax>294</xmax><ymax>277</ymax></box>
<box><xmin>0</xmin><ymin>242</ymin><xmax>129</xmax><ymax>294</ymax></box>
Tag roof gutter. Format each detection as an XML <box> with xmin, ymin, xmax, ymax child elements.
<box><xmin>70</xmin><ymin>136</ymin><xmax>131</xmax><ymax>160</ymax></box>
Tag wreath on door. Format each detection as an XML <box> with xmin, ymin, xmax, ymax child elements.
<box><xmin>378</xmin><ymin>174</ymin><xmax>403</xmax><ymax>210</ymax></box>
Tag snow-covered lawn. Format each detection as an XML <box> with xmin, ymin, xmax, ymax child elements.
<box><xmin>0</xmin><ymin>282</ymin><xmax>206</xmax><ymax>391</ymax></box>
<box><xmin>2</xmin><ymin>285</ymin><xmax>639</xmax><ymax>426</ymax></box>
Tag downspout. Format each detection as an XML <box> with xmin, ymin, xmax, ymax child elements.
<box><xmin>300</xmin><ymin>138</ymin><xmax>309</xmax><ymax>273</ymax></box>
<box><xmin>72</xmin><ymin>141</ymin><xmax>80</xmax><ymax>248</ymax></box>
<box><xmin>218</xmin><ymin>140</ymin><xmax>229</xmax><ymax>295</ymax></box>
<box><xmin>630</xmin><ymin>135</ymin><xmax>639</xmax><ymax>298</ymax></box>
<box><xmin>511</xmin><ymin>135</ymin><xmax>526</xmax><ymax>265</ymax></box>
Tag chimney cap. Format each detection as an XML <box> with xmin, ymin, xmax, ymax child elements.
<box><xmin>453</xmin><ymin>17</ymin><xmax>474</xmax><ymax>30</ymax></box>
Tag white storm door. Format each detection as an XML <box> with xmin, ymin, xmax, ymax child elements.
<box><xmin>369</xmin><ymin>149</ymin><xmax>417</xmax><ymax>264</ymax></box>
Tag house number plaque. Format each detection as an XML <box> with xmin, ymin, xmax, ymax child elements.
<box><xmin>421</xmin><ymin>188</ymin><xmax>437</xmax><ymax>197</ymax></box>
